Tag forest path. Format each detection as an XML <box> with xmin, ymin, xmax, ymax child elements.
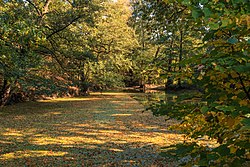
<box><xmin>0</xmin><ymin>92</ymin><xmax>183</xmax><ymax>166</ymax></box>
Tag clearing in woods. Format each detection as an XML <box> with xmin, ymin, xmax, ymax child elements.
<box><xmin>0</xmin><ymin>92</ymin><xmax>184</xmax><ymax>166</ymax></box>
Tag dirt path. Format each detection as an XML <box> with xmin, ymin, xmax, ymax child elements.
<box><xmin>0</xmin><ymin>92</ymin><xmax>183</xmax><ymax>166</ymax></box>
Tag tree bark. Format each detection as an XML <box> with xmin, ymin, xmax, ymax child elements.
<box><xmin>79</xmin><ymin>63</ymin><xmax>90</xmax><ymax>96</ymax></box>
<box><xmin>0</xmin><ymin>79</ymin><xmax>11</xmax><ymax>107</ymax></box>
<box><xmin>165</xmin><ymin>38</ymin><xmax>174</xmax><ymax>89</ymax></box>
<box><xmin>178</xmin><ymin>29</ymin><xmax>183</xmax><ymax>88</ymax></box>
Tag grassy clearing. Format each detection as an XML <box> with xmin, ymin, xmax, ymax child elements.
<box><xmin>0</xmin><ymin>92</ymin><xmax>183</xmax><ymax>166</ymax></box>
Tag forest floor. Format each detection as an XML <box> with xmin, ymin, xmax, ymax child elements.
<box><xmin>0</xmin><ymin>92</ymin><xmax>185</xmax><ymax>166</ymax></box>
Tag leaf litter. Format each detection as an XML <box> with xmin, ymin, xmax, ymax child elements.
<box><xmin>0</xmin><ymin>92</ymin><xmax>184</xmax><ymax>166</ymax></box>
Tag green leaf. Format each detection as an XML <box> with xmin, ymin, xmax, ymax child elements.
<box><xmin>241</xmin><ymin>118</ymin><xmax>250</xmax><ymax>127</ymax></box>
<box><xmin>200</xmin><ymin>0</ymin><xmax>208</xmax><ymax>4</ymax></box>
<box><xmin>201</xmin><ymin>59</ymin><xmax>207</xmax><ymax>64</ymax></box>
<box><xmin>215</xmin><ymin>105</ymin><xmax>235</xmax><ymax>112</ymax></box>
<box><xmin>198</xmin><ymin>158</ymin><xmax>209</xmax><ymax>166</ymax></box>
<box><xmin>201</xmin><ymin>106</ymin><xmax>209</xmax><ymax>113</ymax></box>
<box><xmin>203</xmin><ymin>32</ymin><xmax>214</xmax><ymax>42</ymax></box>
<box><xmin>228</xmin><ymin>37</ymin><xmax>238</xmax><ymax>44</ymax></box>
<box><xmin>215</xmin><ymin>145</ymin><xmax>230</xmax><ymax>156</ymax></box>
<box><xmin>203</xmin><ymin>7</ymin><xmax>212</xmax><ymax>18</ymax></box>
<box><xmin>209</xmin><ymin>22</ymin><xmax>220</xmax><ymax>30</ymax></box>
<box><xmin>234</xmin><ymin>63</ymin><xmax>250</xmax><ymax>73</ymax></box>
<box><xmin>221</xmin><ymin>19</ymin><xmax>230</xmax><ymax>27</ymax></box>
<box><xmin>236</xmin><ymin>148</ymin><xmax>246</xmax><ymax>157</ymax></box>
<box><xmin>182</xmin><ymin>0</ymin><xmax>190</xmax><ymax>5</ymax></box>
<box><xmin>192</xmin><ymin>9</ymin><xmax>200</xmax><ymax>20</ymax></box>
<box><xmin>230</xmin><ymin>158</ymin><xmax>246</xmax><ymax>167</ymax></box>
<box><xmin>207</xmin><ymin>153</ymin><xmax>219</xmax><ymax>160</ymax></box>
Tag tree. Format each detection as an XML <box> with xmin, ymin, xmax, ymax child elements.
<box><xmin>0</xmin><ymin>0</ymin><xmax>100</xmax><ymax>105</ymax></box>
<box><xmin>87</xmin><ymin>0</ymin><xmax>139</xmax><ymax>89</ymax></box>
<box><xmin>0</xmin><ymin>0</ymin><xmax>139</xmax><ymax>105</ymax></box>
<box><xmin>147</xmin><ymin>0</ymin><xmax>250</xmax><ymax>166</ymax></box>
<box><xmin>130</xmin><ymin>0</ymin><xmax>202</xmax><ymax>89</ymax></box>
<box><xmin>0</xmin><ymin>0</ymin><xmax>45</xmax><ymax>106</ymax></box>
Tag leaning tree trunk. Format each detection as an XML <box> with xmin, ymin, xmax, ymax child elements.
<box><xmin>0</xmin><ymin>79</ymin><xmax>12</xmax><ymax>107</ymax></box>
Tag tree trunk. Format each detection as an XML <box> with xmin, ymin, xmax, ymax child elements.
<box><xmin>165</xmin><ymin>38</ymin><xmax>174</xmax><ymax>90</ymax></box>
<box><xmin>0</xmin><ymin>79</ymin><xmax>11</xmax><ymax>107</ymax></box>
<box><xmin>80</xmin><ymin>82</ymin><xmax>90</xmax><ymax>96</ymax></box>
<box><xmin>79</xmin><ymin>71</ymin><xmax>90</xmax><ymax>96</ymax></box>
<box><xmin>178</xmin><ymin>29</ymin><xmax>183</xmax><ymax>88</ymax></box>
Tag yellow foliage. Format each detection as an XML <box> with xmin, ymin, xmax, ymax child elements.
<box><xmin>210</xmin><ymin>75</ymin><xmax>216</xmax><ymax>80</ymax></box>
<box><xmin>219</xmin><ymin>95</ymin><xmax>228</xmax><ymax>101</ymax></box>
<box><xmin>224</xmin><ymin>117</ymin><xmax>235</xmax><ymax>127</ymax></box>
<box><xmin>247</xmin><ymin>15</ymin><xmax>250</xmax><ymax>29</ymax></box>
<box><xmin>230</xmin><ymin>146</ymin><xmax>238</xmax><ymax>154</ymax></box>
<box><xmin>239</xmin><ymin>100</ymin><xmax>249</xmax><ymax>106</ymax></box>
<box><xmin>230</xmin><ymin>71</ymin><xmax>238</xmax><ymax>78</ymax></box>
<box><xmin>197</xmin><ymin>75</ymin><xmax>203</xmax><ymax>80</ymax></box>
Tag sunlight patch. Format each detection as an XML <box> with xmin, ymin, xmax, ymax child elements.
<box><xmin>109</xmin><ymin>148</ymin><xmax>123</xmax><ymax>152</ymax></box>
<box><xmin>38</xmin><ymin>97</ymin><xmax>101</xmax><ymax>103</ymax></box>
<box><xmin>91</xmin><ymin>92</ymin><xmax>130</xmax><ymax>96</ymax></box>
<box><xmin>2</xmin><ymin>130</ymin><xmax>23</xmax><ymax>137</ymax></box>
<box><xmin>111</xmin><ymin>114</ymin><xmax>132</xmax><ymax>116</ymax></box>
<box><xmin>0</xmin><ymin>140</ymin><xmax>13</xmax><ymax>144</ymax></box>
<box><xmin>42</xmin><ymin>112</ymin><xmax>62</xmax><ymax>116</ymax></box>
<box><xmin>31</xmin><ymin>136</ymin><xmax>105</xmax><ymax>145</ymax></box>
<box><xmin>99</xmin><ymin>130</ymin><xmax>122</xmax><ymax>134</ymax></box>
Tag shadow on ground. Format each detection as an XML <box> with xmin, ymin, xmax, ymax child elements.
<box><xmin>0</xmin><ymin>92</ymin><xmax>183</xmax><ymax>166</ymax></box>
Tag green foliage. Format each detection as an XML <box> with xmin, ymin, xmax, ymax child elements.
<box><xmin>146</xmin><ymin>0</ymin><xmax>250</xmax><ymax>166</ymax></box>
<box><xmin>89</xmin><ymin>61</ymin><xmax>126</xmax><ymax>89</ymax></box>
<box><xmin>1</xmin><ymin>0</ymin><xmax>137</xmax><ymax>103</ymax></box>
<box><xmin>86</xmin><ymin>0</ymin><xmax>138</xmax><ymax>88</ymax></box>
<box><xmin>130</xmin><ymin>0</ymin><xmax>202</xmax><ymax>87</ymax></box>
<box><xmin>1</xmin><ymin>0</ymin><xmax>249</xmax><ymax>165</ymax></box>
<box><xmin>0</xmin><ymin>1</ymin><xmax>47</xmax><ymax>104</ymax></box>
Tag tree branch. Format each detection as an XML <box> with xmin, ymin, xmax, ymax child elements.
<box><xmin>42</xmin><ymin>0</ymin><xmax>52</xmax><ymax>15</ymax></box>
<box><xmin>26</xmin><ymin>0</ymin><xmax>42</xmax><ymax>16</ymax></box>
<box><xmin>151</xmin><ymin>46</ymin><xmax>162</xmax><ymax>64</ymax></box>
<box><xmin>36</xmin><ymin>42</ymin><xmax>68</xmax><ymax>72</ymax></box>
<box><xmin>237</xmin><ymin>72</ymin><xmax>250</xmax><ymax>100</ymax></box>
<box><xmin>47</xmin><ymin>16</ymin><xmax>82</xmax><ymax>39</ymax></box>
<box><xmin>167</xmin><ymin>6</ymin><xmax>187</xmax><ymax>23</ymax></box>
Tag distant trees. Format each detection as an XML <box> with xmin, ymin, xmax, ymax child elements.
<box><xmin>130</xmin><ymin>0</ymin><xmax>202</xmax><ymax>89</ymax></box>
<box><xmin>87</xmin><ymin>0</ymin><xmax>139</xmax><ymax>89</ymax></box>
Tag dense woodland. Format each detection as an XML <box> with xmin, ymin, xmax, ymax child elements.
<box><xmin>0</xmin><ymin>0</ymin><xmax>249</xmax><ymax>166</ymax></box>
